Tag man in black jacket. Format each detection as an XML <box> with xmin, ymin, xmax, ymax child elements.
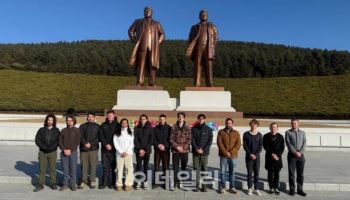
<box><xmin>153</xmin><ymin>114</ymin><xmax>171</xmax><ymax>188</ymax></box>
<box><xmin>34</xmin><ymin>114</ymin><xmax>60</xmax><ymax>192</ymax></box>
<box><xmin>191</xmin><ymin>114</ymin><xmax>213</xmax><ymax>192</ymax></box>
<box><xmin>134</xmin><ymin>114</ymin><xmax>154</xmax><ymax>190</ymax></box>
<box><xmin>78</xmin><ymin>112</ymin><xmax>100</xmax><ymax>189</ymax></box>
<box><xmin>99</xmin><ymin>110</ymin><xmax>119</xmax><ymax>189</ymax></box>
<box><xmin>243</xmin><ymin>119</ymin><xmax>263</xmax><ymax>196</ymax></box>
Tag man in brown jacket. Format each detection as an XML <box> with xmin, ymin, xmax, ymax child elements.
<box><xmin>217</xmin><ymin>118</ymin><xmax>241</xmax><ymax>194</ymax></box>
<box><xmin>128</xmin><ymin>7</ymin><xmax>165</xmax><ymax>86</ymax></box>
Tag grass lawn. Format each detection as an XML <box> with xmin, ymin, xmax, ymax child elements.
<box><xmin>0</xmin><ymin>69</ymin><xmax>349</xmax><ymax>118</ymax></box>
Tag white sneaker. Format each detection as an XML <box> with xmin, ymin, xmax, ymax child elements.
<box><xmin>254</xmin><ymin>189</ymin><xmax>262</xmax><ymax>196</ymax></box>
<box><xmin>135</xmin><ymin>182</ymin><xmax>141</xmax><ymax>190</ymax></box>
<box><xmin>247</xmin><ymin>188</ymin><xmax>253</xmax><ymax>195</ymax></box>
<box><xmin>179</xmin><ymin>182</ymin><xmax>183</xmax><ymax>189</ymax></box>
<box><xmin>143</xmin><ymin>182</ymin><xmax>149</xmax><ymax>190</ymax></box>
<box><xmin>169</xmin><ymin>183</ymin><xmax>175</xmax><ymax>191</ymax></box>
<box><xmin>219</xmin><ymin>188</ymin><xmax>226</xmax><ymax>194</ymax></box>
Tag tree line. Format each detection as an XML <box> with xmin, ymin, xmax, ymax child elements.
<box><xmin>0</xmin><ymin>40</ymin><xmax>349</xmax><ymax>78</ymax></box>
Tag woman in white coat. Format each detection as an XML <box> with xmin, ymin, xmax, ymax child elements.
<box><xmin>113</xmin><ymin>118</ymin><xmax>134</xmax><ymax>192</ymax></box>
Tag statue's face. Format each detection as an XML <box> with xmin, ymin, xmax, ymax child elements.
<box><xmin>199</xmin><ymin>11</ymin><xmax>208</xmax><ymax>22</ymax></box>
<box><xmin>144</xmin><ymin>7</ymin><xmax>153</xmax><ymax>18</ymax></box>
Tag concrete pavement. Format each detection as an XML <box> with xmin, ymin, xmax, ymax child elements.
<box><xmin>1</xmin><ymin>182</ymin><xmax>350</xmax><ymax>200</ymax></box>
<box><xmin>0</xmin><ymin>145</ymin><xmax>349</xmax><ymax>192</ymax></box>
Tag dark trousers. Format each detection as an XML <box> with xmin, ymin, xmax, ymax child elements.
<box><xmin>172</xmin><ymin>153</ymin><xmax>188</xmax><ymax>184</ymax></box>
<box><xmin>287</xmin><ymin>153</ymin><xmax>305</xmax><ymax>191</ymax></box>
<box><xmin>136</xmin><ymin>50</ymin><xmax>157</xmax><ymax>86</ymax></box>
<box><xmin>246</xmin><ymin>157</ymin><xmax>260</xmax><ymax>190</ymax></box>
<box><xmin>154</xmin><ymin>150</ymin><xmax>170</xmax><ymax>173</ymax></box>
<box><xmin>101</xmin><ymin>150</ymin><xmax>116</xmax><ymax>187</ymax></box>
<box><xmin>61</xmin><ymin>151</ymin><xmax>78</xmax><ymax>187</ymax></box>
<box><xmin>194</xmin><ymin>44</ymin><xmax>213</xmax><ymax>87</ymax></box>
<box><xmin>38</xmin><ymin>150</ymin><xmax>57</xmax><ymax>186</ymax></box>
<box><xmin>193</xmin><ymin>155</ymin><xmax>208</xmax><ymax>188</ymax></box>
<box><xmin>136</xmin><ymin>153</ymin><xmax>150</xmax><ymax>182</ymax></box>
<box><xmin>267</xmin><ymin>166</ymin><xmax>281</xmax><ymax>189</ymax></box>
<box><xmin>80</xmin><ymin>150</ymin><xmax>98</xmax><ymax>183</ymax></box>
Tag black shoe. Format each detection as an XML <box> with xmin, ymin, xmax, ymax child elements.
<box><xmin>268</xmin><ymin>188</ymin><xmax>274</xmax><ymax>194</ymax></box>
<box><xmin>108</xmin><ymin>185</ymin><xmax>114</xmax><ymax>189</ymax></box>
<box><xmin>99</xmin><ymin>185</ymin><xmax>107</xmax><ymax>189</ymax></box>
<box><xmin>33</xmin><ymin>185</ymin><xmax>44</xmax><ymax>192</ymax></box>
<box><xmin>193</xmin><ymin>187</ymin><xmax>200</xmax><ymax>192</ymax></box>
<box><xmin>274</xmin><ymin>188</ymin><xmax>280</xmax><ymax>195</ymax></box>
<box><xmin>70</xmin><ymin>185</ymin><xmax>77</xmax><ymax>191</ymax></box>
<box><xmin>297</xmin><ymin>190</ymin><xmax>307</xmax><ymax>197</ymax></box>
<box><xmin>289</xmin><ymin>190</ymin><xmax>295</xmax><ymax>196</ymax></box>
<box><xmin>152</xmin><ymin>185</ymin><xmax>160</xmax><ymax>189</ymax></box>
<box><xmin>59</xmin><ymin>186</ymin><xmax>68</xmax><ymax>191</ymax></box>
<box><xmin>202</xmin><ymin>187</ymin><xmax>208</xmax><ymax>192</ymax></box>
<box><xmin>50</xmin><ymin>184</ymin><xmax>58</xmax><ymax>190</ymax></box>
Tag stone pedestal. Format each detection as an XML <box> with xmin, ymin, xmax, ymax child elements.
<box><xmin>112</xmin><ymin>86</ymin><xmax>242</xmax><ymax>118</ymax></box>
<box><xmin>176</xmin><ymin>87</ymin><xmax>236</xmax><ymax>112</ymax></box>
<box><xmin>112</xmin><ymin>86</ymin><xmax>176</xmax><ymax>111</ymax></box>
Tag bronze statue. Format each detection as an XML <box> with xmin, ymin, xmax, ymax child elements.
<box><xmin>128</xmin><ymin>7</ymin><xmax>165</xmax><ymax>86</ymax></box>
<box><xmin>187</xmin><ymin>10</ymin><xmax>218</xmax><ymax>87</ymax></box>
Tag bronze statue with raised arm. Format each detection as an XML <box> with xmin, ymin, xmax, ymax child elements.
<box><xmin>128</xmin><ymin>7</ymin><xmax>165</xmax><ymax>86</ymax></box>
<box><xmin>186</xmin><ymin>10</ymin><xmax>218</xmax><ymax>87</ymax></box>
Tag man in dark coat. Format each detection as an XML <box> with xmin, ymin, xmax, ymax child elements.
<box><xmin>263</xmin><ymin>122</ymin><xmax>285</xmax><ymax>194</ymax></box>
<box><xmin>78</xmin><ymin>112</ymin><xmax>100</xmax><ymax>189</ymax></box>
<box><xmin>191</xmin><ymin>114</ymin><xmax>213</xmax><ymax>192</ymax></box>
<box><xmin>153</xmin><ymin>114</ymin><xmax>171</xmax><ymax>188</ymax></box>
<box><xmin>134</xmin><ymin>114</ymin><xmax>154</xmax><ymax>190</ymax></box>
<box><xmin>99</xmin><ymin>110</ymin><xmax>119</xmax><ymax>189</ymax></box>
<box><xmin>34</xmin><ymin>114</ymin><xmax>60</xmax><ymax>192</ymax></box>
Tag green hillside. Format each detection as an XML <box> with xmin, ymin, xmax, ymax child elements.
<box><xmin>0</xmin><ymin>69</ymin><xmax>349</xmax><ymax>118</ymax></box>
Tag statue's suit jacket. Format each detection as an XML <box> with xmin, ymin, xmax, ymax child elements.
<box><xmin>186</xmin><ymin>22</ymin><xmax>218</xmax><ymax>60</ymax></box>
<box><xmin>128</xmin><ymin>18</ymin><xmax>165</xmax><ymax>69</ymax></box>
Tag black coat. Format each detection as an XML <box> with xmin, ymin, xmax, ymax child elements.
<box><xmin>79</xmin><ymin>122</ymin><xmax>100</xmax><ymax>152</ymax></box>
<box><xmin>99</xmin><ymin>121</ymin><xmax>119</xmax><ymax>152</ymax></box>
<box><xmin>35</xmin><ymin>127</ymin><xmax>60</xmax><ymax>153</ymax></box>
<box><xmin>263</xmin><ymin>132</ymin><xmax>285</xmax><ymax>170</ymax></box>
<box><xmin>191</xmin><ymin>124</ymin><xmax>213</xmax><ymax>156</ymax></box>
<box><xmin>153</xmin><ymin>124</ymin><xmax>171</xmax><ymax>151</ymax></box>
<box><xmin>134</xmin><ymin>123</ymin><xmax>154</xmax><ymax>154</ymax></box>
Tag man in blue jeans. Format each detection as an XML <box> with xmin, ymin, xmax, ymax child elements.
<box><xmin>216</xmin><ymin>118</ymin><xmax>241</xmax><ymax>194</ymax></box>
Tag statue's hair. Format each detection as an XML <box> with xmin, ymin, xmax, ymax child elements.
<box><xmin>199</xmin><ymin>9</ymin><xmax>208</xmax><ymax>15</ymax></box>
<box><xmin>144</xmin><ymin>6</ymin><xmax>153</xmax><ymax>12</ymax></box>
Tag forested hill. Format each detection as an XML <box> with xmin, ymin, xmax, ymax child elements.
<box><xmin>0</xmin><ymin>40</ymin><xmax>349</xmax><ymax>78</ymax></box>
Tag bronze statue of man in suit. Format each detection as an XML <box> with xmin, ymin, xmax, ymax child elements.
<box><xmin>128</xmin><ymin>7</ymin><xmax>165</xmax><ymax>86</ymax></box>
<box><xmin>187</xmin><ymin>10</ymin><xmax>218</xmax><ymax>87</ymax></box>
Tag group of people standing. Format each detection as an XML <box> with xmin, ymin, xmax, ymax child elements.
<box><xmin>34</xmin><ymin>110</ymin><xmax>307</xmax><ymax>197</ymax></box>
